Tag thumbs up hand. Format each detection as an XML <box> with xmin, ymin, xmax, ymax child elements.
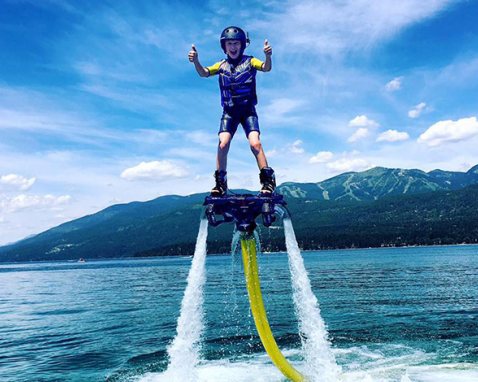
<box><xmin>263</xmin><ymin>39</ymin><xmax>272</xmax><ymax>56</ymax></box>
<box><xmin>188</xmin><ymin>44</ymin><xmax>198</xmax><ymax>63</ymax></box>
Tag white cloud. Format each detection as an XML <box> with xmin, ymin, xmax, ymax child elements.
<box><xmin>76</xmin><ymin>61</ymin><xmax>147</xmax><ymax>83</ymax></box>
<box><xmin>377</xmin><ymin>130</ymin><xmax>410</xmax><ymax>142</ymax></box>
<box><xmin>289</xmin><ymin>140</ymin><xmax>305</xmax><ymax>154</ymax></box>
<box><xmin>348</xmin><ymin>127</ymin><xmax>370</xmax><ymax>143</ymax></box>
<box><xmin>418</xmin><ymin>117</ymin><xmax>478</xmax><ymax>147</ymax></box>
<box><xmin>262</xmin><ymin>98</ymin><xmax>306</xmax><ymax>125</ymax></box>
<box><xmin>186</xmin><ymin>130</ymin><xmax>217</xmax><ymax>147</ymax></box>
<box><xmin>81</xmin><ymin>84</ymin><xmax>170</xmax><ymax>111</ymax></box>
<box><xmin>0</xmin><ymin>174</ymin><xmax>36</xmax><ymax>191</ymax></box>
<box><xmin>309</xmin><ymin>151</ymin><xmax>334</xmax><ymax>164</ymax></box>
<box><xmin>166</xmin><ymin>147</ymin><xmax>214</xmax><ymax>161</ymax></box>
<box><xmin>120</xmin><ymin>160</ymin><xmax>189</xmax><ymax>181</ymax></box>
<box><xmin>385</xmin><ymin>77</ymin><xmax>402</xmax><ymax>91</ymax></box>
<box><xmin>430</xmin><ymin>56</ymin><xmax>478</xmax><ymax>89</ymax></box>
<box><xmin>327</xmin><ymin>157</ymin><xmax>372</xmax><ymax>173</ymax></box>
<box><xmin>265</xmin><ymin>149</ymin><xmax>278</xmax><ymax>158</ymax></box>
<box><xmin>0</xmin><ymin>194</ymin><xmax>71</xmax><ymax>213</ymax></box>
<box><xmin>0</xmin><ymin>87</ymin><xmax>112</xmax><ymax>144</ymax></box>
<box><xmin>257</xmin><ymin>1</ymin><xmax>453</xmax><ymax>57</ymax></box>
<box><xmin>136</xmin><ymin>129</ymin><xmax>169</xmax><ymax>144</ymax></box>
<box><xmin>349</xmin><ymin>115</ymin><xmax>379</xmax><ymax>128</ymax></box>
<box><xmin>268</xmin><ymin>98</ymin><xmax>305</xmax><ymax>114</ymax></box>
<box><xmin>408</xmin><ymin>102</ymin><xmax>427</xmax><ymax>118</ymax></box>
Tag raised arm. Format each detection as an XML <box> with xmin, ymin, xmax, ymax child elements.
<box><xmin>188</xmin><ymin>44</ymin><xmax>209</xmax><ymax>77</ymax></box>
<box><xmin>263</xmin><ymin>39</ymin><xmax>272</xmax><ymax>72</ymax></box>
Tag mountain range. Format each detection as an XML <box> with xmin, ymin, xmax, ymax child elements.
<box><xmin>279</xmin><ymin>164</ymin><xmax>478</xmax><ymax>200</ymax></box>
<box><xmin>1</xmin><ymin>165</ymin><xmax>478</xmax><ymax>262</ymax></box>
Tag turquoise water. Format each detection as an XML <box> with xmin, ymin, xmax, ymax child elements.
<box><xmin>1</xmin><ymin>245</ymin><xmax>477</xmax><ymax>381</ymax></box>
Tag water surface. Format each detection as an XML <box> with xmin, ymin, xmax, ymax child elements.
<box><xmin>1</xmin><ymin>245</ymin><xmax>477</xmax><ymax>381</ymax></box>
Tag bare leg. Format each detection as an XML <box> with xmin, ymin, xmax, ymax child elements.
<box><xmin>216</xmin><ymin>132</ymin><xmax>232</xmax><ymax>171</ymax></box>
<box><xmin>248</xmin><ymin>131</ymin><xmax>268</xmax><ymax>169</ymax></box>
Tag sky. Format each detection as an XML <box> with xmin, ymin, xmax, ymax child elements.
<box><xmin>1</xmin><ymin>0</ymin><xmax>478</xmax><ymax>245</ymax></box>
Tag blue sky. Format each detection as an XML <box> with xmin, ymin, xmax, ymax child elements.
<box><xmin>1</xmin><ymin>0</ymin><xmax>478</xmax><ymax>245</ymax></box>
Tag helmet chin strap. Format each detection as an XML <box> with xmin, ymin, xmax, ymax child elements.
<box><xmin>227</xmin><ymin>53</ymin><xmax>243</xmax><ymax>65</ymax></box>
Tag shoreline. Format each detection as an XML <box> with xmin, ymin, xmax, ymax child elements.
<box><xmin>1</xmin><ymin>242</ymin><xmax>477</xmax><ymax>265</ymax></box>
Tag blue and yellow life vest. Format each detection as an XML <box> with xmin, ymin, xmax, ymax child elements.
<box><xmin>207</xmin><ymin>55</ymin><xmax>264</xmax><ymax>108</ymax></box>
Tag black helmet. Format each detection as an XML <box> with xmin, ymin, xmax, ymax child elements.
<box><xmin>220</xmin><ymin>26</ymin><xmax>250</xmax><ymax>54</ymax></box>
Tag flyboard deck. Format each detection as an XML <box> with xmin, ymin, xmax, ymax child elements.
<box><xmin>204</xmin><ymin>193</ymin><xmax>285</xmax><ymax>233</ymax></box>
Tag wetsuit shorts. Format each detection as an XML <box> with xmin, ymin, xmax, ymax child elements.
<box><xmin>219</xmin><ymin>105</ymin><xmax>260</xmax><ymax>137</ymax></box>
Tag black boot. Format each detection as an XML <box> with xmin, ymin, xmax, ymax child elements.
<box><xmin>259</xmin><ymin>167</ymin><xmax>276</xmax><ymax>195</ymax></box>
<box><xmin>211</xmin><ymin>170</ymin><xmax>227</xmax><ymax>196</ymax></box>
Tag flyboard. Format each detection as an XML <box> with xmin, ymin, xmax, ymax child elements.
<box><xmin>204</xmin><ymin>193</ymin><xmax>306</xmax><ymax>382</ymax></box>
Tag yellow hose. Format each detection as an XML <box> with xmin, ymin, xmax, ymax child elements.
<box><xmin>241</xmin><ymin>237</ymin><xmax>305</xmax><ymax>382</ymax></box>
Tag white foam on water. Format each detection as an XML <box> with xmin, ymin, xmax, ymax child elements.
<box><xmin>339</xmin><ymin>363</ymin><xmax>478</xmax><ymax>382</ymax></box>
<box><xmin>156</xmin><ymin>218</ymin><xmax>208</xmax><ymax>382</ymax></box>
<box><xmin>404</xmin><ymin>364</ymin><xmax>478</xmax><ymax>382</ymax></box>
<box><xmin>334</xmin><ymin>343</ymin><xmax>478</xmax><ymax>382</ymax></box>
<box><xmin>195</xmin><ymin>357</ymin><xmax>284</xmax><ymax>382</ymax></box>
<box><xmin>283</xmin><ymin>218</ymin><xmax>342</xmax><ymax>381</ymax></box>
<box><xmin>336</xmin><ymin>344</ymin><xmax>431</xmax><ymax>373</ymax></box>
<box><xmin>137</xmin><ymin>307</ymin><xmax>478</xmax><ymax>382</ymax></box>
<box><xmin>138</xmin><ymin>346</ymin><xmax>478</xmax><ymax>382</ymax></box>
<box><xmin>139</xmin><ymin>350</ymin><xmax>303</xmax><ymax>382</ymax></box>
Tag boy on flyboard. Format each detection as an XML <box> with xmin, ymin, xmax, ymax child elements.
<box><xmin>189</xmin><ymin>26</ymin><xmax>276</xmax><ymax>197</ymax></box>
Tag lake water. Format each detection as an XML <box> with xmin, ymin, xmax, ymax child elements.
<box><xmin>1</xmin><ymin>244</ymin><xmax>477</xmax><ymax>381</ymax></box>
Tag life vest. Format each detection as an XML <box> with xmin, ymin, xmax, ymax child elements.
<box><xmin>217</xmin><ymin>55</ymin><xmax>258</xmax><ymax>108</ymax></box>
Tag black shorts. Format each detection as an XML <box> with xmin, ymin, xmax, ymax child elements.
<box><xmin>219</xmin><ymin>106</ymin><xmax>260</xmax><ymax>137</ymax></box>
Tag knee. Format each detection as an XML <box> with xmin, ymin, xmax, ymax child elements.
<box><xmin>250</xmin><ymin>141</ymin><xmax>262</xmax><ymax>153</ymax></box>
<box><xmin>219</xmin><ymin>141</ymin><xmax>230</xmax><ymax>151</ymax></box>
